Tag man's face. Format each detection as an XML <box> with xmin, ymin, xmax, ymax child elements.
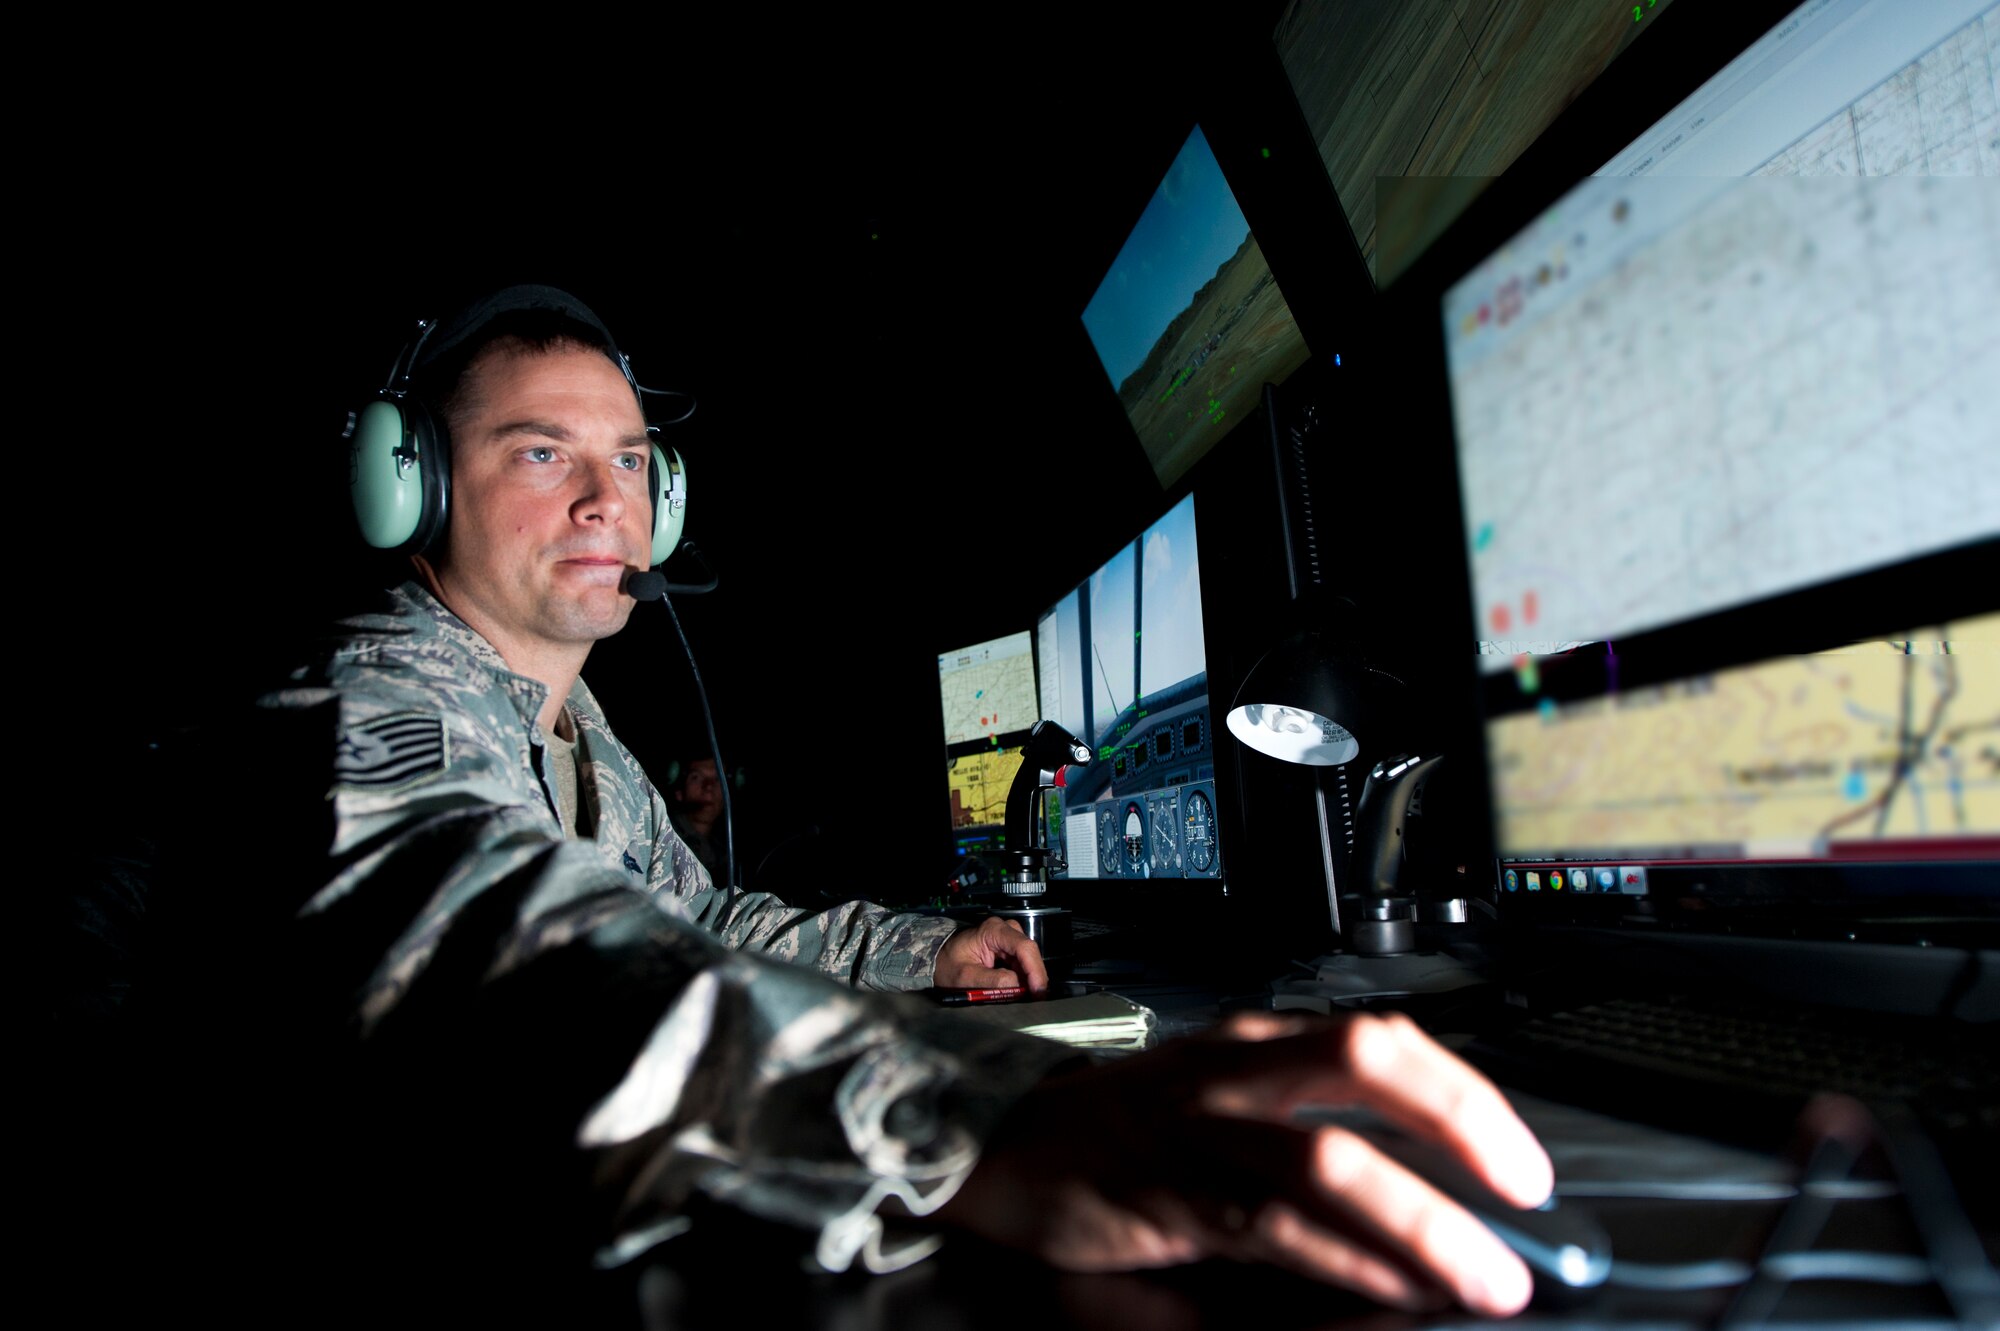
<box><xmin>676</xmin><ymin>760</ymin><xmax>722</xmax><ymax>813</ymax></box>
<box><xmin>430</xmin><ymin>344</ymin><xmax>653</xmax><ymax>658</ymax></box>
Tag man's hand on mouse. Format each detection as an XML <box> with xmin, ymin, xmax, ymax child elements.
<box><xmin>934</xmin><ymin>915</ymin><xmax>1050</xmax><ymax>992</ymax></box>
<box><xmin>938</xmin><ymin>1010</ymin><xmax>1553</xmax><ymax>1318</ymax></box>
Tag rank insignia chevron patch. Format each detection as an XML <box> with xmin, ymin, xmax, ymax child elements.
<box><xmin>334</xmin><ymin>712</ymin><xmax>448</xmax><ymax>791</ymax></box>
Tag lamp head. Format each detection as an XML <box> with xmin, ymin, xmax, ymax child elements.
<box><xmin>1225</xmin><ymin>629</ymin><xmax>1404</xmax><ymax>767</ymax></box>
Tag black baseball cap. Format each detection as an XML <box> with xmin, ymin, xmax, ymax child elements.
<box><xmin>406</xmin><ymin>283</ymin><xmax>634</xmax><ymax>393</ymax></box>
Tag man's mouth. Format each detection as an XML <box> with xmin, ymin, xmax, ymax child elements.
<box><xmin>554</xmin><ymin>555</ymin><xmax>635</xmax><ymax>586</ymax></box>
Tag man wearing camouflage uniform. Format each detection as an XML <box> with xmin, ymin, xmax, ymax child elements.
<box><xmin>236</xmin><ymin>285</ymin><xmax>1068</xmax><ymax>1274</ymax></box>
<box><xmin>178</xmin><ymin>286</ymin><xmax>1553</xmax><ymax>1321</ymax></box>
<box><xmin>301</xmin><ymin>579</ymin><xmax>1024</xmax><ymax>1021</ymax></box>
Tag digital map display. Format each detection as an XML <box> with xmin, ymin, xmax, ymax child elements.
<box><xmin>1492</xmin><ymin>613</ymin><xmax>2000</xmax><ymax>858</ymax></box>
<box><xmin>938</xmin><ymin>631</ymin><xmax>1036</xmax><ymax>745</ymax></box>
<box><xmin>947</xmin><ymin>746</ymin><xmax>1024</xmax><ymax>834</ymax></box>
<box><xmin>1449</xmin><ymin>4</ymin><xmax>2000</xmax><ymax>669</ymax></box>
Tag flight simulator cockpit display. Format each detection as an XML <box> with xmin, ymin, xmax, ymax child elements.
<box><xmin>1037</xmin><ymin>493</ymin><xmax>1223</xmax><ymax>881</ymax></box>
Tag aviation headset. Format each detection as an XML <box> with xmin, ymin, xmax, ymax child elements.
<box><xmin>346</xmin><ymin>284</ymin><xmax>689</xmax><ymax>565</ymax></box>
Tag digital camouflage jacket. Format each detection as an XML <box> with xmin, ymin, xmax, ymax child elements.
<box><xmin>234</xmin><ymin>580</ymin><xmax>1078</xmax><ymax>1275</ymax></box>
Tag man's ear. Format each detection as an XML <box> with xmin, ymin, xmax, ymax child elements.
<box><xmin>412</xmin><ymin>551</ymin><xmax>447</xmax><ymax>603</ymax></box>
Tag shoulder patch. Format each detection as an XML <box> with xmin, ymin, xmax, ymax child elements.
<box><xmin>335</xmin><ymin>712</ymin><xmax>448</xmax><ymax>791</ymax></box>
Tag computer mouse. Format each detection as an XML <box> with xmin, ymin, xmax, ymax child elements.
<box><xmin>1466</xmin><ymin>1194</ymin><xmax>1613</xmax><ymax>1308</ymax></box>
<box><xmin>1302</xmin><ymin>1108</ymin><xmax>1613</xmax><ymax>1309</ymax></box>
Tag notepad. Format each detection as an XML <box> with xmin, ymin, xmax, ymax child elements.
<box><xmin>939</xmin><ymin>989</ymin><xmax>1157</xmax><ymax>1051</ymax></box>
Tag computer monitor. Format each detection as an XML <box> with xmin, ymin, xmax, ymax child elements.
<box><xmin>937</xmin><ymin>631</ymin><xmax>1037</xmax><ymax>858</ymax></box>
<box><xmin>1036</xmin><ymin>492</ymin><xmax>1226</xmax><ymax>883</ymax></box>
<box><xmin>1273</xmin><ymin>0</ymin><xmax>1683</xmax><ymax>287</ymax></box>
<box><xmin>937</xmin><ymin>631</ymin><xmax>1037</xmax><ymax>746</ymax></box>
<box><xmin>945</xmin><ymin>741</ymin><xmax>1026</xmax><ymax>858</ymax></box>
<box><xmin>1082</xmin><ymin>124</ymin><xmax>1313</xmax><ymax>490</ymax></box>
<box><xmin>1434</xmin><ymin>0</ymin><xmax>1999</xmax><ymax>939</ymax></box>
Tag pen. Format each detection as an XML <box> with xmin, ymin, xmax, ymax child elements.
<box><xmin>933</xmin><ymin>986</ymin><xmax>1027</xmax><ymax>1005</ymax></box>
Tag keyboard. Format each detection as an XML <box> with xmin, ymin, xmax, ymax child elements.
<box><xmin>1466</xmin><ymin>993</ymin><xmax>1998</xmax><ymax>1147</ymax></box>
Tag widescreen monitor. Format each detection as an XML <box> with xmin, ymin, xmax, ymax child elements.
<box><xmin>1036</xmin><ymin>493</ymin><xmax>1224</xmax><ymax>882</ymax></box>
<box><xmin>1437</xmin><ymin>0</ymin><xmax>1999</xmax><ymax>926</ymax></box>
<box><xmin>1082</xmin><ymin>125</ymin><xmax>1312</xmax><ymax>490</ymax></box>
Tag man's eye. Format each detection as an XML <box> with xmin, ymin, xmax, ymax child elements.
<box><xmin>614</xmin><ymin>454</ymin><xmax>645</xmax><ymax>472</ymax></box>
<box><xmin>525</xmin><ymin>446</ymin><xmax>558</xmax><ymax>463</ymax></box>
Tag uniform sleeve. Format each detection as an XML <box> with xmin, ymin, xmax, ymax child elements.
<box><xmin>641</xmin><ymin>780</ymin><xmax>961</xmax><ymax>993</ymax></box>
<box><xmin>226</xmin><ymin>680</ymin><xmax>1078</xmax><ymax>1280</ymax></box>
<box><xmin>570</xmin><ymin>679</ymin><xmax>960</xmax><ymax>994</ymax></box>
<box><xmin>543</xmin><ymin>893</ymin><xmax>1081</xmax><ymax>1274</ymax></box>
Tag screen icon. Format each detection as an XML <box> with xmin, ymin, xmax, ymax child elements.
<box><xmin>1569</xmin><ymin>868</ymin><xmax>1590</xmax><ymax>892</ymax></box>
<box><xmin>1504</xmin><ymin>868</ymin><xmax>1520</xmax><ymax>892</ymax></box>
<box><xmin>1595</xmin><ymin>867</ymin><xmax>1618</xmax><ymax>891</ymax></box>
<box><xmin>1618</xmin><ymin>865</ymin><xmax>1648</xmax><ymax>894</ymax></box>
<box><xmin>1525</xmin><ymin>870</ymin><xmax>1542</xmax><ymax>891</ymax></box>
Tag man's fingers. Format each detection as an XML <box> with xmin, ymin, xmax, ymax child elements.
<box><xmin>1334</xmin><ymin>1016</ymin><xmax>1551</xmax><ymax>1209</ymax></box>
<box><xmin>976</xmin><ymin>915</ymin><xmax>1048</xmax><ymax>991</ymax></box>
<box><xmin>939</xmin><ymin>946</ymin><xmax>1004</xmax><ymax>989</ymax></box>
<box><xmin>1003</xmin><ymin>930</ymin><xmax>1049</xmax><ymax>992</ymax></box>
<box><xmin>1305</xmin><ymin>1125</ymin><xmax>1533</xmax><ymax>1318</ymax></box>
<box><xmin>1228</xmin><ymin>1199</ymin><xmax>1446</xmax><ymax>1313</ymax></box>
<box><xmin>936</xmin><ymin>917</ymin><xmax>1046</xmax><ymax>989</ymax></box>
<box><xmin>1178</xmin><ymin>1117</ymin><xmax>1524</xmax><ymax>1317</ymax></box>
<box><xmin>1183</xmin><ymin>1013</ymin><xmax>1552</xmax><ymax>1209</ymax></box>
<box><xmin>944</xmin><ymin>1039</ymin><xmax>1538</xmax><ymax>1317</ymax></box>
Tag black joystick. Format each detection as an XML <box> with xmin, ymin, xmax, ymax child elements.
<box><xmin>995</xmin><ymin>720</ymin><xmax>1092</xmax><ymax>982</ymax></box>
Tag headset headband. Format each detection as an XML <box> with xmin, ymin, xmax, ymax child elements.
<box><xmin>387</xmin><ymin>284</ymin><xmax>639</xmax><ymax>403</ymax></box>
<box><xmin>390</xmin><ymin>285</ymin><xmax>694</xmax><ymax>425</ymax></box>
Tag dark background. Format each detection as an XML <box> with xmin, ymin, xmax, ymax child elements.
<box><xmin>49</xmin><ymin>2</ymin><xmax>1790</xmax><ymax>913</ymax></box>
<box><xmin>51</xmin><ymin>7</ymin><xmax>1359</xmax><ymax>898</ymax></box>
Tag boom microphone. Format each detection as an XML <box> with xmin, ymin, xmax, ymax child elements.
<box><xmin>626</xmin><ymin>544</ymin><xmax>719</xmax><ymax>600</ymax></box>
<box><xmin>631</xmin><ymin>563</ymin><xmax>738</xmax><ymax>890</ymax></box>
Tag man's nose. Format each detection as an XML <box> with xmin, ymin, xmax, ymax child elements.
<box><xmin>572</xmin><ymin>467</ymin><xmax>628</xmax><ymax>526</ymax></box>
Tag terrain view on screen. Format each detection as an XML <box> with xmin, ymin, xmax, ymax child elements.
<box><xmin>1083</xmin><ymin>125</ymin><xmax>1311</xmax><ymax>488</ymax></box>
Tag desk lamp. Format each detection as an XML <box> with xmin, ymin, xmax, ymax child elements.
<box><xmin>1226</xmin><ymin>625</ymin><xmax>1486</xmax><ymax>1005</ymax></box>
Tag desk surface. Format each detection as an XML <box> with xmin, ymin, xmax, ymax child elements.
<box><xmin>595</xmin><ymin>964</ymin><xmax>1997</xmax><ymax>1330</ymax></box>
<box><xmin>609</xmin><ymin>1087</ymin><xmax>1985</xmax><ymax>1329</ymax></box>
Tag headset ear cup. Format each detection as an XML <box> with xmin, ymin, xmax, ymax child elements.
<box><xmin>349</xmin><ymin>393</ymin><xmax>450</xmax><ymax>554</ymax></box>
<box><xmin>650</xmin><ymin>441</ymin><xmax>686</xmax><ymax>567</ymax></box>
<box><xmin>411</xmin><ymin>398</ymin><xmax>450</xmax><ymax>555</ymax></box>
